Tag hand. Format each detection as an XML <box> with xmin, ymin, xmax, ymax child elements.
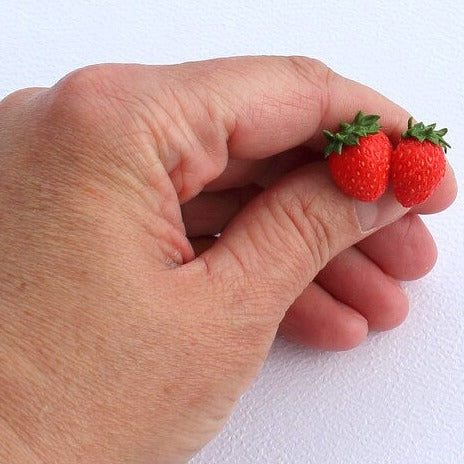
<box><xmin>0</xmin><ymin>56</ymin><xmax>456</xmax><ymax>463</ymax></box>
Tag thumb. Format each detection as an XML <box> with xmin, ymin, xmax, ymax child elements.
<box><xmin>195</xmin><ymin>162</ymin><xmax>408</xmax><ymax>321</ymax></box>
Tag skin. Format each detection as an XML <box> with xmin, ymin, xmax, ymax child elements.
<box><xmin>0</xmin><ymin>56</ymin><xmax>457</xmax><ymax>463</ymax></box>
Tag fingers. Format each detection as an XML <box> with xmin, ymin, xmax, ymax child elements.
<box><xmin>186</xmin><ymin>162</ymin><xmax>408</xmax><ymax>322</ymax></box>
<box><xmin>357</xmin><ymin>214</ymin><xmax>437</xmax><ymax>281</ymax></box>
<box><xmin>279</xmin><ymin>282</ymin><xmax>368</xmax><ymax>351</ymax></box>
<box><xmin>280</xmin><ymin>245</ymin><xmax>409</xmax><ymax>351</ymax></box>
<box><xmin>316</xmin><ymin>247</ymin><xmax>409</xmax><ymax>330</ymax></box>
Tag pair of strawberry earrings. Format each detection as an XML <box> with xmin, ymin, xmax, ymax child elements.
<box><xmin>323</xmin><ymin>111</ymin><xmax>450</xmax><ymax>207</ymax></box>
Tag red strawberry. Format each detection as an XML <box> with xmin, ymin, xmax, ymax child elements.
<box><xmin>323</xmin><ymin>112</ymin><xmax>392</xmax><ymax>202</ymax></box>
<box><xmin>391</xmin><ymin>118</ymin><xmax>450</xmax><ymax>207</ymax></box>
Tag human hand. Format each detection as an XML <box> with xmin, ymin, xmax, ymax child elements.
<box><xmin>0</xmin><ymin>56</ymin><xmax>456</xmax><ymax>463</ymax></box>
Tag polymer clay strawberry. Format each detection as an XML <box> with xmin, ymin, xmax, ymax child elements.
<box><xmin>392</xmin><ymin>118</ymin><xmax>450</xmax><ymax>207</ymax></box>
<box><xmin>323</xmin><ymin>111</ymin><xmax>393</xmax><ymax>202</ymax></box>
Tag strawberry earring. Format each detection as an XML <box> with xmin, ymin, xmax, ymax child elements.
<box><xmin>323</xmin><ymin>111</ymin><xmax>393</xmax><ymax>202</ymax></box>
<box><xmin>391</xmin><ymin>118</ymin><xmax>449</xmax><ymax>207</ymax></box>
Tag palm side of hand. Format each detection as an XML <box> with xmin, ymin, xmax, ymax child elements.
<box><xmin>0</xmin><ymin>57</ymin><xmax>456</xmax><ymax>463</ymax></box>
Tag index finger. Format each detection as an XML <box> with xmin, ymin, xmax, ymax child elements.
<box><xmin>181</xmin><ymin>55</ymin><xmax>411</xmax><ymax>159</ymax></box>
<box><xmin>56</xmin><ymin>56</ymin><xmax>417</xmax><ymax>203</ymax></box>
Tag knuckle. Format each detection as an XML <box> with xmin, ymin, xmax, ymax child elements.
<box><xmin>42</xmin><ymin>65</ymin><xmax>110</xmax><ymax>127</ymax></box>
<box><xmin>28</xmin><ymin>66</ymin><xmax>131</xmax><ymax>181</ymax></box>
<box><xmin>285</xmin><ymin>55</ymin><xmax>333</xmax><ymax>118</ymax></box>
<box><xmin>0</xmin><ymin>69</ymin><xmax>123</xmax><ymax>206</ymax></box>
<box><xmin>54</xmin><ymin>64</ymin><xmax>111</xmax><ymax>99</ymax></box>
<box><xmin>286</xmin><ymin>55</ymin><xmax>328</xmax><ymax>77</ymax></box>
<box><xmin>0</xmin><ymin>88</ymin><xmax>41</xmax><ymax>109</ymax></box>
<box><xmin>286</xmin><ymin>55</ymin><xmax>332</xmax><ymax>89</ymax></box>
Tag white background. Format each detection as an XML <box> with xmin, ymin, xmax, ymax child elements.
<box><xmin>1</xmin><ymin>1</ymin><xmax>463</xmax><ymax>463</ymax></box>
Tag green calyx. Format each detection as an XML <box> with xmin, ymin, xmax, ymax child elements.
<box><xmin>402</xmin><ymin>117</ymin><xmax>451</xmax><ymax>153</ymax></box>
<box><xmin>323</xmin><ymin>111</ymin><xmax>381</xmax><ymax>157</ymax></box>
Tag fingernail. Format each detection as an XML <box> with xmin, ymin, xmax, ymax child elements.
<box><xmin>355</xmin><ymin>189</ymin><xmax>410</xmax><ymax>232</ymax></box>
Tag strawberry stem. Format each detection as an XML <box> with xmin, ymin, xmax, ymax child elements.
<box><xmin>402</xmin><ymin>117</ymin><xmax>451</xmax><ymax>153</ymax></box>
<box><xmin>323</xmin><ymin>111</ymin><xmax>381</xmax><ymax>157</ymax></box>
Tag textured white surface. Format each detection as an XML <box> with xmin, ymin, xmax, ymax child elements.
<box><xmin>1</xmin><ymin>1</ymin><xmax>463</xmax><ymax>463</ymax></box>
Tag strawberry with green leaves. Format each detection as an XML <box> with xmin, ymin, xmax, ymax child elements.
<box><xmin>323</xmin><ymin>111</ymin><xmax>393</xmax><ymax>202</ymax></box>
<box><xmin>391</xmin><ymin>118</ymin><xmax>450</xmax><ymax>207</ymax></box>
